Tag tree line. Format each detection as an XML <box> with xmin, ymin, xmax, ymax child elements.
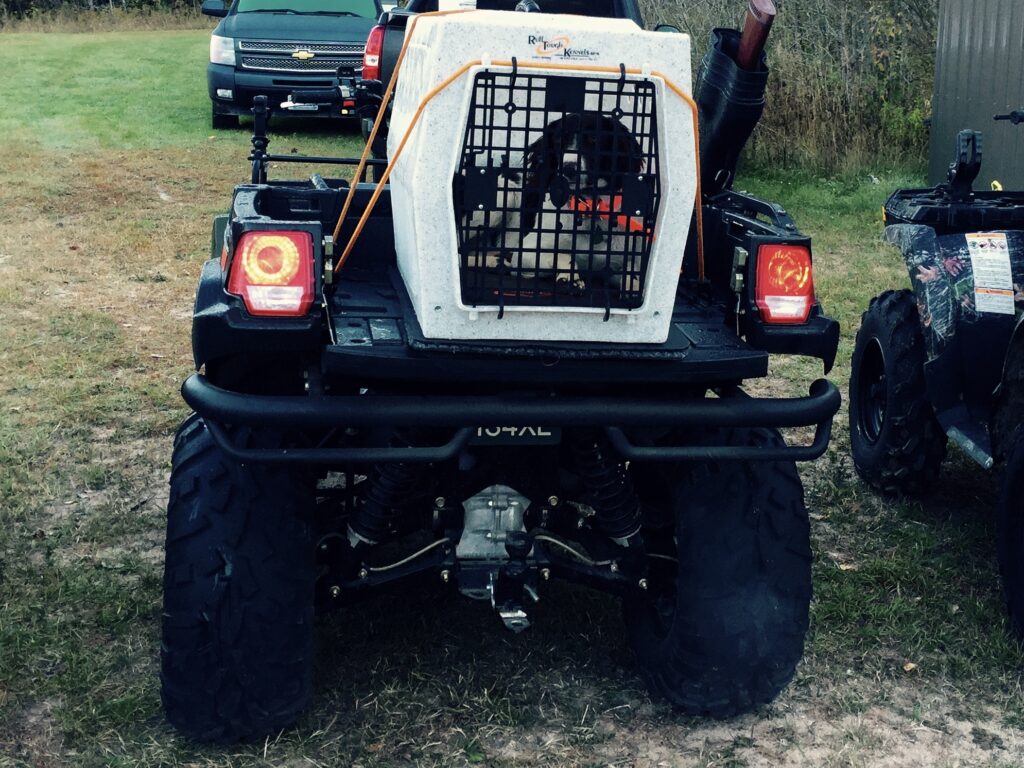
<box><xmin>645</xmin><ymin>0</ymin><xmax>939</xmax><ymax>169</ymax></box>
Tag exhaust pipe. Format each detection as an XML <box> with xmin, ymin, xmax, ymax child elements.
<box><xmin>695</xmin><ymin>0</ymin><xmax>776</xmax><ymax>196</ymax></box>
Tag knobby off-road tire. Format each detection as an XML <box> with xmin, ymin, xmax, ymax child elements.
<box><xmin>849</xmin><ymin>289</ymin><xmax>947</xmax><ymax>495</ymax></box>
<box><xmin>161</xmin><ymin>414</ymin><xmax>316</xmax><ymax>742</ymax></box>
<box><xmin>625</xmin><ymin>428</ymin><xmax>812</xmax><ymax>718</ymax></box>
<box><xmin>997</xmin><ymin>435</ymin><xmax>1024</xmax><ymax>641</ymax></box>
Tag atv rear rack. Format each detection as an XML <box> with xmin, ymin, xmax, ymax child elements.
<box><xmin>182</xmin><ymin>374</ymin><xmax>839</xmax><ymax>464</ymax></box>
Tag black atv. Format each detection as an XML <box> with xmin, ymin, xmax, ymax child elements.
<box><xmin>163</xmin><ymin>12</ymin><xmax>840</xmax><ymax>741</ymax></box>
<box><xmin>849</xmin><ymin>114</ymin><xmax>1024</xmax><ymax>638</ymax></box>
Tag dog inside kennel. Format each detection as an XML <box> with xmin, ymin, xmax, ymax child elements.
<box><xmin>453</xmin><ymin>70</ymin><xmax>662</xmax><ymax>315</ymax></box>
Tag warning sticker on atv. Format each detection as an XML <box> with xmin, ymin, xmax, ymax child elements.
<box><xmin>967</xmin><ymin>233</ymin><xmax>1015</xmax><ymax>315</ymax></box>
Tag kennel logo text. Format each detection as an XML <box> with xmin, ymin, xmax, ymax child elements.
<box><xmin>528</xmin><ymin>35</ymin><xmax>600</xmax><ymax>61</ymax></box>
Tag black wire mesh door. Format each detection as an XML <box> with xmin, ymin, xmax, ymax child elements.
<box><xmin>452</xmin><ymin>67</ymin><xmax>662</xmax><ymax>317</ymax></box>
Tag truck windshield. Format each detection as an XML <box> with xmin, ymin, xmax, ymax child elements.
<box><xmin>235</xmin><ymin>0</ymin><xmax>378</xmax><ymax>16</ymax></box>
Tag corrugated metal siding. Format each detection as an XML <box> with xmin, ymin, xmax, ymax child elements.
<box><xmin>929</xmin><ymin>0</ymin><xmax>1024</xmax><ymax>186</ymax></box>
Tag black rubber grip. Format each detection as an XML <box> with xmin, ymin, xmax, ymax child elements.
<box><xmin>995</xmin><ymin>111</ymin><xmax>1024</xmax><ymax>125</ymax></box>
<box><xmin>290</xmin><ymin>88</ymin><xmax>340</xmax><ymax>104</ymax></box>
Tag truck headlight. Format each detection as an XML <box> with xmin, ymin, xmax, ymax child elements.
<box><xmin>210</xmin><ymin>35</ymin><xmax>236</xmax><ymax>66</ymax></box>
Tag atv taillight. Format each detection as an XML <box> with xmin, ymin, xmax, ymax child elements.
<box><xmin>363</xmin><ymin>25</ymin><xmax>384</xmax><ymax>81</ymax></box>
<box><xmin>755</xmin><ymin>244</ymin><xmax>815</xmax><ymax>324</ymax></box>
<box><xmin>227</xmin><ymin>231</ymin><xmax>314</xmax><ymax>317</ymax></box>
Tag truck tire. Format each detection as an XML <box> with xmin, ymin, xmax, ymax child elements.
<box><xmin>849</xmin><ymin>289</ymin><xmax>947</xmax><ymax>495</ymax></box>
<box><xmin>161</xmin><ymin>414</ymin><xmax>315</xmax><ymax>742</ymax></box>
<box><xmin>212</xmin><ymin>107</ymin><xmax>239</xmax><ymax>130</ymax></box>
<box><xmin>625</xmin><ymin>428</ymin><xmax>812</xmax><ymax>718</ymax></box>
<box><xmin>997</xmin><ymin>435</ymin><xmax>1024</xmax><ymax>641</ymax></box>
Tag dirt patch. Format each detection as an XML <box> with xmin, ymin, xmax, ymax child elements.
<box><xmin>477</xmin><ymin>682</ymin><xmax>1022</xmax><ymax>768</ymax></box>
<box><xmin>2</xmin><ymin>700</ymin><xmax>64</xmax><ymax>768</ymax></box>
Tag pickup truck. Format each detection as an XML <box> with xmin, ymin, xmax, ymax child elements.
<box><xmin>201</xmin><ymin>0</ymin><xmax>381</xmax><ymax>129</ymax></box>
<box><xmin>163</xmin><ymin>4</ymin><xmax>841</xmax><ymax>742</ymax></box>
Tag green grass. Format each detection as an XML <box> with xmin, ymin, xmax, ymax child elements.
<box><xmin>1</xmin><ymin>29</ymin><xmax>364</xmax><ymax>155</ymax></box>
<box><xmin>1</xmin><ymin>26</ymin><xmax>1023</xmax><ymax>768</ymax></box>
<box><xmin>3</xmin><ymin>31</ymin><xmax>212</xmax><ymax>149</ymax></box>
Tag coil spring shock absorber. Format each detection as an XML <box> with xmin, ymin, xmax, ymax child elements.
<box><xmin>571</xmin><ymin>431</ymin><xmax>643</xmax><ymax>543</ymax></box>
<box><xmin>348</xmin><ymin>431</ymin><xmax>433</xmax><ymax>547</ymax></box>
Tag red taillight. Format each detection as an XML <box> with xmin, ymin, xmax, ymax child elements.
<box><xmin>363</xmin><ymin>25</ymin><xmax>385</xmax><ymax>81</ymax></box>
<box><xmin>227</xmin><ymin>231</ymin><xmax>315</xmax><ymax>317</ymax></box>
<box><xmin>755</xmin><ymin>244</ymin><xmax>815</xmax><ymax>324</ymax></box>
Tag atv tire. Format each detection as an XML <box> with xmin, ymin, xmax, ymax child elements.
<box><xmin>849</xmin><ymin>289</ymin><xmax>947</xmax><ymax>495</ymax></box>
<box><xmin>625</xmin><ymin>428</ymin><xmax>812</xmax><ymax>718</ymax></box>
<box><xmin>161</xmin><ymin>414</ymin><xmax>316</xmax><ymax>742</ymax></box>
<box><xmin>997</xmin><ymin>435</ymin><xmax>1024</xmax><ymax>641</ymax></box>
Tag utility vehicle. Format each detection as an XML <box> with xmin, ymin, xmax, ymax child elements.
<box><xmin>164</xmin><ymin>2</ymin><xmax>840</xmax><ymax>741</ymax></box>
<box><xmin>849</xmin><ymin>115</ymin><xmax>1024</xmax><ymax>639</ymax></box>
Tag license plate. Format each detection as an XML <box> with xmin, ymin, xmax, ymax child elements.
<box><xmin>471</xmin><ymin>427</ymin><xmax>562</xmax><ymax>446</ymax></box>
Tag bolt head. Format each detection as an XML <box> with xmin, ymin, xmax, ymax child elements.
<box><xmin>541</xmin><ymin>568</ymin><xmax>551</xmax><ymax>581</ymax></box>
<box><xmin>434</xmin><ymin>497</ymin><xmax>446</xmax><ymax>509</ymax></box>
<box><xmin>441</xmin><ymin>569</ymin><xmax>451</xmax><ymax>584</ymax></box>
<box><xmin>610</xmin><ymin>562</ymin><xmax>620</xmax><ymax>573</ymax></box>
<box><xmin>547</xmin><ymin>495</ymin><xmax>560</xmax><ymax>507</ymax></box>
<box><xmin>329</xmin><ymin>585</ymin><xmax>342</xmax><ymax>598</ymax></box>
<box><xmin>358</xmin><ymin>568</ymin><xmax>369</xmax><ymax>580</ymax></box>
<box><xmin>638</xmin><ymin>578</ymin><xmax>649</xmax><ymax>590</ymax></box>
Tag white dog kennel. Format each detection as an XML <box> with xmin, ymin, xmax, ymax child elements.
<box><xmin>387</xmin><ymin>10</ymin><xmax>698</xmax><ymax>344</ymax></box>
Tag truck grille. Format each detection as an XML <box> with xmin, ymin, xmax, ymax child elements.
<box><xmin>239</xmin><ymin>40</ymin><xmax>364</xmax><ymax>55</ymax></box>
<box><xmin>453</xmin><ymin>71</ymin><xmax>661</xmax><ymax>314</ymax></box>
<box><xmin>238</xmin><ymin>40</ymin><xmax>364</xmax><ymax>74</ymax></box>
<box><xmin>239</xmin><ymin>55</ymin><xmax>362</xmax><ymax>74</ymax></box>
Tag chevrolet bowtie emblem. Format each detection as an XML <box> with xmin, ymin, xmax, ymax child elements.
<box><xmin>292</xmin><ymin>50</ymin><xmax>315</xmax><ymax>61</ymax></box>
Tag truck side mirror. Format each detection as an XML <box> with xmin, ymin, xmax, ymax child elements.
<box><xmin>201</xmin><ymin>0</ymin><xmax>229</xmax><ymax>17</ymax></box>
<box><xmin>654</xmin><ymin>24</ymin><xmax>682</xmax><ymax>33</ymax></box>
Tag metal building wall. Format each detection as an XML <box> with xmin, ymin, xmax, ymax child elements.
<box><xmin>929</xmin><ymin>0</ymin><xmax>1024</xmax><ymax>186</ymax></box>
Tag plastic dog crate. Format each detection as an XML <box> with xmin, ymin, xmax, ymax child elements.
<box><xmin>388</xmin><ymin>11</ymin><xmax>697</xmax><ymax>344</ymax></box>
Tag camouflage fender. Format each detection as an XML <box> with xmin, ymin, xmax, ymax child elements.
<box><xmin>884</xmin><ymin>224</ymin><xmax>1024</xmax><ymax>360</ymax></box>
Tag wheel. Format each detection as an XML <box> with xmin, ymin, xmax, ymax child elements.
<box><xmin>211</xmin><ymin>106</ymin><xmax>239</xmax><ymax>130</ymax></box>
<box><xmin>625</xmin><ymin>428</ymin><xmax>812</xmax><ymax>718</ymax></box>
<box><xmin>997</xmin><ymin>435</ymin><xmax>1024</xmax><ymax>641</ymax></box>
<box><xmin>161</xmin><ymin>415</ymin><xmax>315</xmax><ymax>742</ymax></box>
<box><xmin>849</xmin><ymin>289</ymin><xmax>947</xmax><ymax>495</ymax></box>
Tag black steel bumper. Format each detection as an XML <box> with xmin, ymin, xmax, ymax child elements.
<box><xmin>208</xmin><ymin>63</ymin><xmax>354</xmax><ymax>118</ymax></box>
<box><xmin>182</xmin><ymin>374</ymin><xmax>841</xmax><ymax>464</ymax></box>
